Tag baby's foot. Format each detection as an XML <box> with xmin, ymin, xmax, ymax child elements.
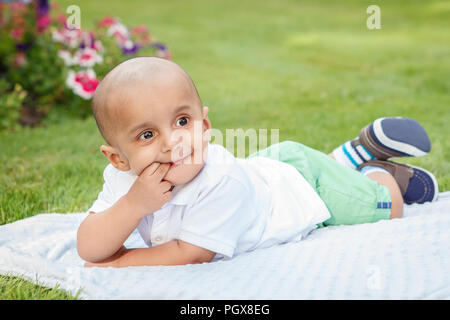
<box><xmin>358</xmin><ymin>160</ymin><xmax>439</xmax><ymax>204</ymax></box>
<box><xmin>332</xmin><ymin>117</ymin><xmax>431</xmax><ymax>169</ymax></box>
<box><xmin>358</xmin><ymin>117</ymin><xmax>431</xmax><ymax>160</ymax></box>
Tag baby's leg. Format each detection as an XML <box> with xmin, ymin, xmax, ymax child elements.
<box><xmin>330</xmin><ymin>117</ymin><xmax>431</xmax><ymax>170</ymax></box>
<box><xmin>358</xmin><ymin>160</ymin><xmax>439</xmax><ymax>205</ymax></box>
<box><xmin>363</xmin><ymin>171</ymin><xmax>403</xmax><ymax>219</ymax></box>
<box><xmin>329</xmin><ymin>153</ymin><xmax>403</xmax><ymax>219</ymax></box>
<box><xmin>333</xmin><ymin>153</ymin><xmax>403</xmax><ymax>218</ymax></box>
<box><xmin>331</xmin><ymin>152</ymin><xmax>439</xmax><ymax>217</ymax></box>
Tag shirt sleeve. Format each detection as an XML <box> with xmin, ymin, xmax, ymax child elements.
<box><xmin>177</xmin><ymin>176</ymin><xmax>253</xmax><ymax>259</ymax></box>
<box><xmin>87</xmin><ymin>165</ymin><xmax>117</xmax><ymax>214</ymax></box>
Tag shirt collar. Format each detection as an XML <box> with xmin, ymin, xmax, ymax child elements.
<box><xmin>166</xmin><ymin>174</ymin><xmax>203</xmax><ymax>206</ymax></box>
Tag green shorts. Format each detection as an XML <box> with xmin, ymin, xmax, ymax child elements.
<box><xmin>247</xmin><ymin>141</ymin><xmax>392</xmax><ymax>227</ymax></box>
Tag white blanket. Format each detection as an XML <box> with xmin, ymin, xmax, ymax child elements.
<box><xmin>1</xmin><ymin>192</ymin><xmax>449</xmax><ymax>300</ymax></box>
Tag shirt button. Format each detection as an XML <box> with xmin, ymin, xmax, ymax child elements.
<box><xmin>155</xmin><ymin>236</ymin><xmax>163</xmax><ymax>242</ymax></box>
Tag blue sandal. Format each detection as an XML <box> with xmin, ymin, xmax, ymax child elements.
<box><xmin>358</xmin><ymin>160</ymin><xmax>439</xmax><ymax>204</ymax></box>
<box><xmin>356</xmin><ymin>117</ymin><xmax>431</xmax><ymax>160</ymax></box>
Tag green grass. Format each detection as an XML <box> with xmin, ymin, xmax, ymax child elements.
<box><xmin>1</xmin><ymin>0</ymin><xmax>449</xmax><ymax>299</ymax></box>
<box><xmin>0</xmin><ymin>274</ymin><xmax>81</xmax><ymax>299</ymax></box>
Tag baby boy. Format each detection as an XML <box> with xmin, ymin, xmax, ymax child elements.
<box><xmin>77</xmin><ymin>56</ymin><xmax>439</xmax><ymax>267</ymax></box>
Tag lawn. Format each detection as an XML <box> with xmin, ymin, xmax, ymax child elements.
<box><xmin>1</xmin><ymin>0</ymin><xmax>449</xmax><ymax>299</ymax></box>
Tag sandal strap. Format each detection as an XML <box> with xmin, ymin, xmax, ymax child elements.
<box><xmin>358</xmin><ymin>160</ymin><xmax>414</xmax><ymax>195</ymax></box>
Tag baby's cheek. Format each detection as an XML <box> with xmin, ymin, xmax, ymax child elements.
<box><xmin>135</xmin><ymin>160</ymin><xmax>158</xmax><ymax>177</ymax></box>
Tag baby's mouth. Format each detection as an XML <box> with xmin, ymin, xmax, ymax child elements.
<box><xmin>169</xmin><ymin>153</ymin><xmax>192</xmax><ymax>169</ymax></box>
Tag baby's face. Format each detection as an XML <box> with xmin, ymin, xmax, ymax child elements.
<box><xmin>105</xmin><ymin>74</ymin><xmax>211</xmax><ymax>186</ymax></box>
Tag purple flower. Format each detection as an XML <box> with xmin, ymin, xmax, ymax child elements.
<box><xmin>15</xmin><ymin>42</ymin><xmax>32</xmax><ymax>52</ymax></box>
<box><xmin>121</xmin><ymin>41</ymin><xmax>140</xmax><ymax>55</ymax></box>
<box><xmin>151</xmin><ymin>42</ymin><xmax>167</xmax><ymax>51</ymax></box>
<box><xmin>79</xmin><ymin>33</ymin><xmax>95</xmax><ymax>49</ymax></box>
<box><xmin>36</xmin><ymin>0</ymin><xmax>50</xmax><ymax>16</ymax></box>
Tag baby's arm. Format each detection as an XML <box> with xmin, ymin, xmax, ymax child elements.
<box><xmin>77</xmin><ymin>163</ymin><xmax>173</xmax><ymax>263</ymax></box>
<box><xmin>76</xmin><ymin>195</ymin><xmax>141</xmax><ymax>263</ymax></box>
<box><xmin>84</xmin><ymin>240</ymin><xmax>216</xmax><ymax>268</ymax></box>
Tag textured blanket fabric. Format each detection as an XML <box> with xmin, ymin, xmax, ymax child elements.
<box><xmin>0</xmin><ymin>192</ymin><xmax>449</xmax><ymax>300</ymax></box>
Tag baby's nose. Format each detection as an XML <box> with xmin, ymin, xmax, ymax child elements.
<box><xmin>162</xmin><ymin>137</ymin><xmax>181</xmax><ymax>154</ymax></box>
<box><xmin>160</xmin><ymin>132</ymin><xmax>177</xmax><ymax>150</ymax></box>
<box><xmin>161</xmin><ymin>129</ymin><xmax>190</xmax><ymax>152</ymax></box>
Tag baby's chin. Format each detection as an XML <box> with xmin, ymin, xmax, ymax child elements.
<box><xmin>165</xmin><ymin>146</ymin><xmax>207</xmax><ymax>186</ymax></box>
<box><xmin>164</xmin><ymin>160</ymin><xmax>205</xmax><ymax>186</ymax></box>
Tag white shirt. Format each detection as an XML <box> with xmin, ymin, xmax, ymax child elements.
<box><xmin>87</xmin><ymin>142</ymin><xmax>331</xmax><ymax>261</ymax></box>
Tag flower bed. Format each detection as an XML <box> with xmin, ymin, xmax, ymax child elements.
<box><xmin>0</xmin><ymin>0</ymin><xmax>172</xmax><ymax>132</ymax></box>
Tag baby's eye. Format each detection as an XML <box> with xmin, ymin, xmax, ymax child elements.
<box><xmin>176</xmin><ymin>117</ymin><xmax>189</xmax><ymax>127</ymax></box>
<box><xmin>138</xmin><ymin>130</ymin><xmax>154</xmax><ymax>141</ymax></box>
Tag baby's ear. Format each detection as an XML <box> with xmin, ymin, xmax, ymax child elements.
<box><xmin>202</xmin><ymin>106</ymin><xmax>211</xmax><ymax>130</ymax></box>
<box><xmin>202</xmin><ymin>106</ymin><xmax>209</xmax><ymax>118</ymax></box>
<box><xmin>99</xmin><ymin>145</ymin><xmax>131</xmax><ymax>172</ymax></box>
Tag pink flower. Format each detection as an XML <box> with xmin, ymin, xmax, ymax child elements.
<box><xmin>10</xmin><ymin>28</ymin><xmax>24</xmax><ymax>40</ymax></box>
<box><xmin>13</xmin><ymin>52</ymin><xmax>27</xmax><ymax>68</ymax></box>
<box><xmin>37</xmin><ymin>15</ymin><xmax>51</xmax><ymax>33</ymax></box>
<box><xmin>66</xmin><ymin>69</ymin><xmax>99</xmax><ymax>100</ymax></box>
<box><xmin>57</xmin><ymin>13</ymin><xmax>67</xmax><ymax>26</ymax></box>
<box><xmin>131</xmin><ymin>25</ymin><xmax>147</xmax><ymax>35</ymax></box>
<box><xmin>138</xmin><ymin>33</ymin><xmax>152</xmax><ymax>45</ymax></box>
<box><xmin>98</xmin><ymin>16</ymin><xmax>116</xmax><ymax>28</ymax></box>
<box><xmin>9</xmin><ymin>2</ymin><xmax>26</xmax><ymax>13</ymax></box>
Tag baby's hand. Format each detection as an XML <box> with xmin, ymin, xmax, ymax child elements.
<box><xmin>124</xmin><ymin>163</ymin><xmax>173</xmax><ymax>219</ymax></box>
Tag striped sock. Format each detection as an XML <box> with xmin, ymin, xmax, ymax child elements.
<box><xmin>331</xmin><ymin>137</ymin><xmax>375</xmax><ymax>170</ymax></box>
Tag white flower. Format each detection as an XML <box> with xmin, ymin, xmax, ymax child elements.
<box><xmin>52</xmin><ymin>30</ymin><xmax>65</xmax><ymax>43</ymax></box>
<box><xmin>107</xmin><ymin>21</ymin><xmax>129</xmax><ymax>39</ymax></box>
<box><xmin>107</xmin><ymin>21</ymin><xmax>130</xmax><ymax>47</ymax></box>
<box><xmin>57</xmin><ymin>50</ymin><xmax>75</xmax><ymax>66</ymax></box>
<box><xmin>123</xmin><ymin>40</ymin><xmax>135</xmax><ymax>49</ymax></box>
<box><xmin>92</xmin><ymin>40</ymin><xmax>104</xmax><ymax>53</ymax></box>
<box><xmin>52</xmin><ymin>28</ymin><xmax>82</xmax><ymax>48</ymax></box>
<box><xmin>73</xmin><ymin>47</ymin><xmax>103</xmax><ymax>68</ymax></box>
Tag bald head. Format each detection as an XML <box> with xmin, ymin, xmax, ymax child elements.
<box><xmin>92</xmin><ymin>56</ymin><xmax>202</xmax><ymax>147</ymax></box>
